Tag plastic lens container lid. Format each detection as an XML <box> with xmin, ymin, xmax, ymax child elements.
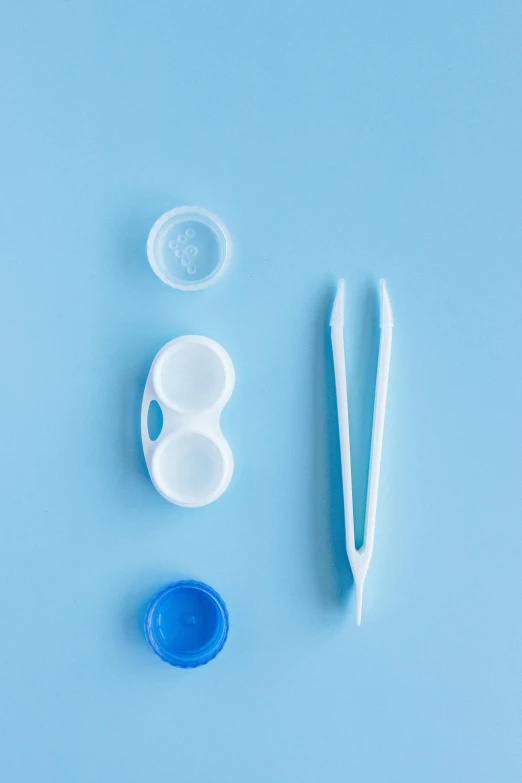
<box><xmin>145</xmin><ymin>581</ymin><xmax>229</xmax><ymax>667</ymax></box>
<box><xmin>147</xmin><ymin>206</ymin><xmax>231</xmax><ymax>291</ymax></box>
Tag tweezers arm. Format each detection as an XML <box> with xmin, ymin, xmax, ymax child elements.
<box><xmin>330</xmin><ymin>281</ymin><xmax>356</xmax><ymax>559</ymax></box>
<box><xmin>363</xmin><ymin>280</ymin><xmax>393</xmax><ymax>556</ymax></box>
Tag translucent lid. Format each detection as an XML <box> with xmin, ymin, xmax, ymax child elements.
<box><xmin>146</xmin><ymin>206</ymin><xmax>231</xmax><ymax>291</ymax></box>
<box><xmin>144</xmin><ymin>581</ymin><xmax>229</xmax><ymax>667</ymax></box>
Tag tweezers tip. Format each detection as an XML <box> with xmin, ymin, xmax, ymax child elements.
<box><xmin>330</xmin><ymin>279</ymin><xmax>345</xmax><ymax>327</ymax></box>
<box><xmin>380</xmin><ymin>279</ymin><xmax>393</xmax><ymax>328</ymax></box>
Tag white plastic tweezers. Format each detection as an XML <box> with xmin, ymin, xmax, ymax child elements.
<box><xmin>330</xmin><ymin>279</ymin><xmax>393</xmax><ymax>625</ymax></box>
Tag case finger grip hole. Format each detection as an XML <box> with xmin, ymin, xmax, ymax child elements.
<box><xmin>154</xmin><ymin>341</ymin><xmax>227</xmax><ymax>412</ymax></box>
<box><xmin>147</xmin><ymin>400</ymin><xmax>163</xmax><ymax>441</ymax></box>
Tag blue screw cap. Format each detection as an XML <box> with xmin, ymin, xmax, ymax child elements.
<box><xmin>145</xmin><ymin>581</ymin><xmax>229</xmax><ymax>668</ymax></box>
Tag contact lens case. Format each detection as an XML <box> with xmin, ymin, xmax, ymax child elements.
<box><xmin>141</xmin><ymin>335</ymin><xmax>234</xmax><ymax>507</ymax></box>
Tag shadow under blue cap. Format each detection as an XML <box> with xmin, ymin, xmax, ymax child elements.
<box><xmin>145</xmin><ymin>581</ymin><xmax>229</xmax><ymax>668</ymax></box>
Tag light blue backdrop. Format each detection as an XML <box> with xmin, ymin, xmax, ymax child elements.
<box><xmin>1</xmin><ymin>2</ymin><xmax>521</xmax><ymax>781</ymax></box>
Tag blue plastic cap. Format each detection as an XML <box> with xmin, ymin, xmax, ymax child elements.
<box><xmin>145</xmin><ymin>581</ymin><xmax>229</xmax><ymax>668</ymax></box>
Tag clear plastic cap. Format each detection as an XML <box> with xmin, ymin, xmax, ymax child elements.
<box><xmin>147</xmin><ymin>206</ymin><xmax>231</xmax><ymax>291</ymax></box>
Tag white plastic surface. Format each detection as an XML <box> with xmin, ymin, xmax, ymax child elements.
<box><xmin>330</xmin><ymin>279</ymin><xmax>393</xmax><ymax>624</ymax></box>
<box><xmin>147</xmin><ymin>206</ymin><xmax>231</xmax><ymax>291</ymax></box>
<box><xmin>141</xmin><ymin>336</ymin><xmax>235</xmax><ymax>507</ymax></box>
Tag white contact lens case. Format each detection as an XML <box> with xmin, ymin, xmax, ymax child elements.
<box><xmin>141</xmin><ymin>336</ymin><xmax>235</xmax><ymax>507</ymax></box>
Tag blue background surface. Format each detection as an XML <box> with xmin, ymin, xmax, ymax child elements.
<box><xmin>1</xmin><ymin>2</ymin><xmax>521</xmax><ymax>781</ymax></box>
